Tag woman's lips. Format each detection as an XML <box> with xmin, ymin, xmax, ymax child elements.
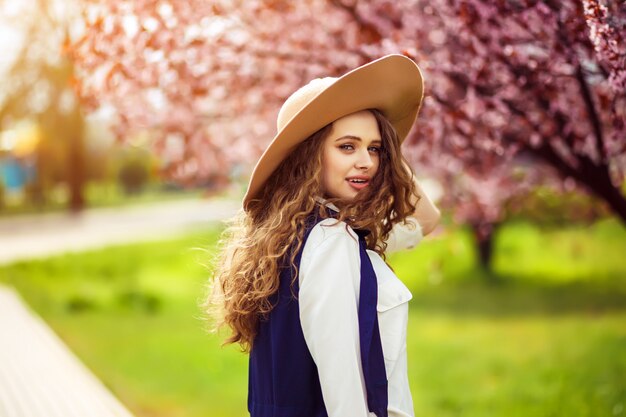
<box><xmin>346</xmin><ymin>177</ymin><xmax>370</xmax><ymax>190</ymax></box>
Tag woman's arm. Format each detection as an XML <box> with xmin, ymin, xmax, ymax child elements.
<box><xmin>409</xmin><ymin>175</ymin><xmax>441</xmax><ymax>237</ymax></box>
<box><xmin>299</xmin><ymin>221</ymin><xmax>374</xmax><ymax>417</ymax></box>
<box><xmin>384</xmin><ymin>175</ymin><xmax>441</xmax><ymax>253</ymax></box>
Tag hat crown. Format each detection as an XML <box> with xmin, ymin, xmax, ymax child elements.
<box><xmin>277</xmin><ymin>77</ymin><xmax>337</xmax><ymax>132</ymax></box>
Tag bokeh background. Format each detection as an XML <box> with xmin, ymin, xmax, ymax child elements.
<box><xmin>1</xmin><ymin>1</ymin><xmax>625</xmax><ymax>416</ymax></box>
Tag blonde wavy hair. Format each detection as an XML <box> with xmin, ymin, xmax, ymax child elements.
<box><xmin>202</xmin><ymin>109</ymin><xmax>419</xmax><ymax>352</ymax></box>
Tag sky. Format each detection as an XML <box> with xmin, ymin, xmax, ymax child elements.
<box><xmin>0</xmin><ymin>16</ymin><xmax>24</xmax><ymax>76</ymax></box>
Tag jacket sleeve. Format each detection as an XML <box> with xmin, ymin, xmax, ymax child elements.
<box><xmin>384</xmin><ymin>216</ymin><xmax>423</xmax><ymax>254</ymax></box>
<box><xmin>299</xmin><ymin>224</ymin><xmax>375</xmax><ymax>417</ymax></box>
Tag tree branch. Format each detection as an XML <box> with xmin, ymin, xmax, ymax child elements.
<box><xmin>575</xmin><ymin>63</ymin><xmax>607</xmax><ymax>163</ymax></box>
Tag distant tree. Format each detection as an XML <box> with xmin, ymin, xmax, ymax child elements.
<box><xmin>68</xmin><ymin>0</ymin><xmax>625</xmax><ymax>269</ymax></box>
<box><xmin>119</xmin><ymin>160</ymin><xmax>148</xmax><ymax>195</ymax></box>
<box><xmin>0</xmin><ymin>0</ymin><xmax>86</xmax><ymax>211</ymax></box>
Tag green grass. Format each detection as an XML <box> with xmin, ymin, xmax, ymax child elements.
<box><xmin>1</xmin><ymin>219</ymin><xmax>625</xmax><ymax>417</ymax></box>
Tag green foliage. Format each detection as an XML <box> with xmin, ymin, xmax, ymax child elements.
<box><xmin>507</xmin><ymin>185</ymin><xmax>612</xmax><ymax>226</ymax></box>
<box><xmin>1</xmin><ymin>220</ymin><xmax>625</xmax><ymax>417</ymax></box>
<box><xmin>116</xmin><ymin>146</ymin><xmax>154</xmax><ymax>196</ymax></box>
<box><xmin>118</xmin><ymin>160</ymin><xmax>149</xmax><ymax>195</ymax></box>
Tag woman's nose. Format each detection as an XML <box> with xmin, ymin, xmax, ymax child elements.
<box><xmin>355</xmin><ymin>150</ymin><xmax>374</xmax><ymax>170</ymax></box>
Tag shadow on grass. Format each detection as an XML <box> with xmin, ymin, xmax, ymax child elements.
<box><xmin>411</xmin><ymin>272</ymin><xmax>626</xmax><ymax>317</ymax></box>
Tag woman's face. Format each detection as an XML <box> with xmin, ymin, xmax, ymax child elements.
<box><xmin>321</xmin><ymin>110</ymin><xmax>381</xmax><ymax>201</ymax></box>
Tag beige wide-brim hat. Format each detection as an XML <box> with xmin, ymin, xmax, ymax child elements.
<box><xmin>243</xmin><ymin>54</ymin><xmax>424</xmax><ymax>211</ymax></box>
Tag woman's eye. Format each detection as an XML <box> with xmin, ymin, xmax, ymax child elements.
<box><xmin>368</xmin><ymin>146</ymin><xmax>381</xmax><ymax>153</ymax></box>
<box><xmin>339</xmin><ymin>144</ymin><xmax>354</xmax><ymax>151</ymax></box>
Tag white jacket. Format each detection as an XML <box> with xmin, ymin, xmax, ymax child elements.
<box><xmin>299</xmin><ymin>204</ymin><xmax>423</xmax><ymax>417</ymax></box>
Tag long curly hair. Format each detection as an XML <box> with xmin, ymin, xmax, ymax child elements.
<box><xmin>202</xmin><ymin>109</ymin><xmax>419</xmax><ymax>352</ymax></box>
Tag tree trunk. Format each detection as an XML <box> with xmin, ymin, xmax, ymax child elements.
<box><xmin>30</xmin><ymin>148</ymin><xmax>47</xmax><ymax>208</ymax></box>
<box><xmin>67</xmin><ymin>130</ymin><xmax>85</xmax><ymax>213</ymax></box>
<box><xmin>64</xmin><ymin>98</ymin><xmax>86</xmax><ymax>213</ymax></box>
<box><xmin>470</xmin><ymin>221</ymin><xmax>500</xmax><ymax>283</ymax></box>
<box><xmin>562</xmin><ymin>163</ymin><xmax>626</xmax><ymax>224</ymax></box>
<box><xmin>535</xmin><ymin>144</ymin><xmax>626</xmax><ymax>225</ymax></box>
<box><xmin>572</xmin><ymin>63</ymin><xmax>626</xmax><ymax>223</ymax></box>
<box><xmin>582</xmin><ymin>166</ymin><xmax>626</xmax><ymax>224</ymax></box>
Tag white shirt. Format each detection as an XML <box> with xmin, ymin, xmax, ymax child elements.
<box><xmin>299</xmin><ymin>207</ymin><xmax>423</xmax><ymax>417</ymax></box>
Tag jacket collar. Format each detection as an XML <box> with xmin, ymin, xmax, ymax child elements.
<box><xmin>314</xmin><ymin>196</ymin><xmax>371</xmax><ymax>238</ymax></box>
<box><xmin>314</xmin><ymin>196</ymin><xmax>340</xmax><ymax>213</ymax></box>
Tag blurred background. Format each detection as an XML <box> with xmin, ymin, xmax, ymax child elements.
<box><xmin>0</xmin><ymin>0</ymin><xmax>624</xmax><ymax>416</ymax></box>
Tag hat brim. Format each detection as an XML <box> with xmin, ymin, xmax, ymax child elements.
<box><xmin>243</xmin><ymin>54</ymin><xmax>424</xmax><ymax>210</ymax></box>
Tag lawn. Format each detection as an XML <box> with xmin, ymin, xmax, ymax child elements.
<box><xmin>1</xmin><ymin>218</ymin><xmax>625</xmax><ymax>417</ymax></box>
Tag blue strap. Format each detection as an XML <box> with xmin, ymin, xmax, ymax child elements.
<box><xmin>354</xmin><ymin>229</ymin><xmax>388</xmax><ymax>417</ymax></box>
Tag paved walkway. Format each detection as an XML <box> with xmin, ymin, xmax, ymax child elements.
<box><xmin>0</xmin><ymin>285</ymin><xmax>136</xmax><ymax>417</ymax></box>
<box><xmin>0</xmin><ymin>198</ymin><xmax>241</xmax><ymax>416</ymax></box>
<box><xmin>0</xmin><ymin>197</ymin><xmax>240</xmax><ymax>265</ymax></box>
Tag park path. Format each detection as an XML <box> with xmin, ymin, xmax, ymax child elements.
<box><xmin>0</xmin><ymin>285</ymin><xmax>136</xmax><ymax>417</ymax></box>
<box><xmin>0</xmin><ymin>198</ymin><xmax>239</xmax><ymax>416</ymax></box>
<box><xmin>0</xmin><ymin>197</ymin><xmax>240</xmax><ymax>265</ymax></box>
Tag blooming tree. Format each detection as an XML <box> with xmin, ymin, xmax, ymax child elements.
<box><xmin>0</xmin><ymin>0</ymin><xmax>86</xmax><ymax>211</ymax></box>
<box><xmin>341</xmin><ymin>0</ymin><xmax>626</xmax><ymax>266</ymax></box>
<box><xmin>68</xmin><ymin>0</ymin><xmax>366</xmax><ymax>183</ymax></box>
<box><xmin>67</xmin><ymin>0</ymin><xmax>625</xmax><ymax>267</ymax></box>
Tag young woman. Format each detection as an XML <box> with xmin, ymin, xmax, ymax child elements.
<box><xmin>206</xmin><ymin>55</ymin><xmax>440</xmax><ymax>417</ymax></box>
